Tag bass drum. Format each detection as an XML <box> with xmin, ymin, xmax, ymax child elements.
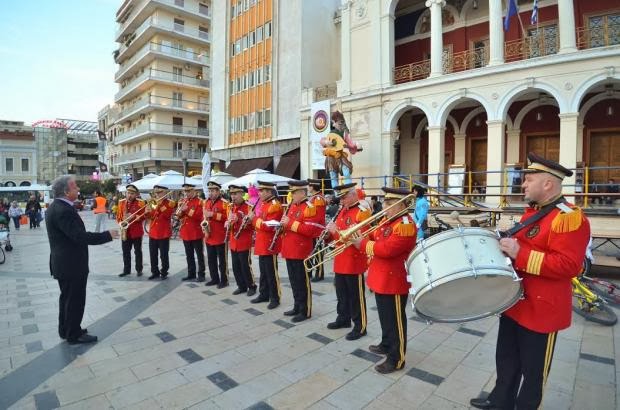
<box><xmin>406</xmin><ymin>227</ymin><xmax>522</xmax><ymax>323</ymax></box>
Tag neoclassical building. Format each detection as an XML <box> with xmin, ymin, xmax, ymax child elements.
<box><xmin>300</xmin><ymin>0</ymin><xmax>620</xmax><ymax>202</ymax></box>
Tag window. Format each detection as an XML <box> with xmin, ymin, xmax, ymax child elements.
<box><xmin>256</xmin><ymin>26</ymin><xmax>263</xmax><ymax>42</ymax></box>
<box><xmin>242</xmin><ymin>35</ymin><xmax>248</xmax><ymax>50</ymax></box>
<box><xmin>235</xmin><ymin>40</ymin><xmax>241</xmax><ymax>54</ymax></box>
<box><xmin>198</xmin><ymin>143</ymin><xmax>208</xmax><ymax>152</ymax></box>
<box><xmin>231</xmin><ymin>4</ymin><xmax>235</xmax><ymax>17</ymax></box>
<box><xmin>264</xmin><ymin>109</ymin><xmax>271</xmax><ymax>126</ymax></box>
<box><xmin>257</xmin><ymin>111</ymin><xmax>263</xmax><ymax>127</ymax></box>
<box><xmin>197</xmin><ymin>119</ymin><xmax>208</xmax><ymax>136</ymax></box>
<box><xmin>588</xmin><ymin>14</ymin><xmax>620</xmax><ymax>47</ymax></box>
<box><xmin>236</xmin><ymin>77</ymin><xmax>241</xmax><ymax>92</ymax></box>
<box><xmin>21</xmin><ymin>158</ymin><xmax>29</xmax><ymax>172</ymax></box>
<box><xmin>242</xmin><ymin>74</ymin><xmax>247</xmax><ymax>90</ymax></box>
<box><xmin>174</xmin><ymin>18</ymin><xmax>185</xmax><ymax>32</ymax></box>
<box><xmin>527</xmin><ymin>24</ymin><xmax>557</xmax><ymax>57</ymax></box>
<box><xmin>244</xmin><ymin>0</ymin><xmax>249</xmax><ymax>11</ymax></box>
<box><xmin>257</xmin><ymin>67</ymin><xmax>262</xmax><ymax>84</ymax></box>
<box><xmin>173</xmin><ymin>66</ymin><xmax>183</xmax><ymax>81</ymax></box>
<box><xmin>249</xmin><ymin>70</ymin><xmax>255</xmax><ymax>87</ymax></box>
<box><xmin>231</xmin><ymin>43</ymin><xmax>235</xmax><ymax>57</ymax></box>
<box><xmin>5</xmin><ymin>158</ymin><xmax>13</xmax><ymax>172</ymax></box>
<box><xmin>249</xmin><ymin>112</ymin><xmax>256</xmax><ymax>129</ymax></box>
<box><xmin>265</xmin><ymin>64</ymin><xmax>271</xmax><ymax>82</ymax></box>
<box><xmin>265</xmin><ymin>21</ymin><xmax>272</xmax><ymax>38</ymax></box>
<box><xmin>174</xmin><ymin>0</ymin><xmax>184</xmax><ymax>6</ymax></box>
<box><xmin>199</xmin><ymin>3</ymin><xmax>209</xmax><ymax>16</ymax></box>
<box><xmin>242</xmin><ymin>115</ymin><xmax>248</xmax><ymax>131</ymax></box>
<box><xmin>230</xmin><ymin>119</ymin><xmax>235</xmax><ymax>133</ymax></box>
<box><xmin>172</xmin><ymin>117</ymin><xmax>183</xmax><ymax>133</ymax></box>
<box><xmin>249</xmin><ymin>30</ymin><xmax>255</xmax><ymax>47</ymax></box>
<box><xmin>230</xmin><ymin>80</ymin><xmax>235</xmax><ymax>95</ymax></box>
<box><xmin>172</xmin><ymin>92</ymin><xmax>183</xmax><ymax>108</ymax></box>
<box><xmin>237</xmin><ymin>1</ymin><xmax>242</xmax><ymax>15</ymax></box>
<box><xmin>173</xmin><ymin>141</ymin><xmax>183</xmax><ymax>157</ymax></box>
<box><xmin>199</xmin><ymin>26</ymin><xmax>209</xmax><ymax>40</ymax></box>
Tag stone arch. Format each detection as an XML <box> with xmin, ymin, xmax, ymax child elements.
<box><xmin>570</xmin><ymin>71</ymin><xmax>620</xmax><ymax>112</ymax></box>
<box><xmin>496</xmin><ymin>81</ymin><xmax>565</xmax><ymax>120</ymax></box>
<box><xmin>513</xmin><ymin>99</ymin><xmax>560</xmax><ymax>130</ymax></box>
<box><xmin>414</xmin><ymin>117</ymin><xmax>428</xmax><ymax>140</ymax></box>
<box><xmin>414</xmin><ymin>3</ymin><xmax>461</xmax><ymax>35</ymax></box>
<box><xmin>384</xmin><ymin>100</ymin><xmax>433</xmax><ymax>132</ymax></box>
<box><xmin>578</xmin><ymin>93</ymin><xmax>620</xmax><ymax>126</ymax></box>
<box><xmin>459</xmin><ymin>106</ymin><xmax>486</xmax><ymax>134</ymax></box>
<box><xmin>436</xmin><ymin>91</ymin><xmax>492</xmax><ymax>127</ymax></box>
<box><xmin>19</xmin><ymin>181</ymin><xmax>31</xmax><ymax>187</ymax></box>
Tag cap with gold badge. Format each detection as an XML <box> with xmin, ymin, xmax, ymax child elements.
<box><xmin>523</xmin><ymin>152</ymin><xmax>573</xmax><ymax>179</ymax></box>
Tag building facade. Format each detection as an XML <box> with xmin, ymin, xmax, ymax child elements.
<box><xmin>210</xmin><ymin>0</ymin><xmax>340</xmax><ymax>177</ymax></box>
<box><xmin>0</xmin><ymin>121</ymin><xmax>37</xmax><ymax>187</ymax></box>
<box><xmin>112</xmin><ymin>0</ymin><xmax>212</xmax><ymax>180</ymax></box>
<box><xmin>299</xmin><ymin>0</ymin><xmax>620</xmax><ymax>201</ymax></box>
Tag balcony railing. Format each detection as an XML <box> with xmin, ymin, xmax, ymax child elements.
<box><xmin>394</xmin><ymin>59</ymin><xmax>431</xmax><ymax>84</ymax></box>
<box><xmin>115</xmin><ymin>121</ymin><xmax>209</xmax><ymax>144</ymax></box>
<box><xmin>117</xmin><ymin>94</ymin><xmax>209</xmax><ymax>120</ymax></box>
<box><xmin>504</xmin><ymin>30</ymin><xmax>558</xmax><ymax>62</ymax></box>
<box><xmin>115</xmin><ymin>68</ymin><xmax>210</xmax><ymax>102</ymax></box>
<box><xmin>445</xmin><ymin>48</ymin><xmax>488</xmax><ymax>74</ymax></box>
<box><xmin>116</xmin><ymin>148</ymin><xmax>206</xmax><ymax>164</ymax></box>
<box><xmin>577</xmin><ymin>21</ymin><xmax>620</xmax><ymax>50</ymax></box>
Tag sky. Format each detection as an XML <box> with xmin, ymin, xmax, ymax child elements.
<box><xmin>0</xmin><ymin>0</ymin><xmax>120</xmax><ymax>125</ymax></box>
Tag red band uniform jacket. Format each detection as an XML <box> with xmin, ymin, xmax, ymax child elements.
<box><xmin>203</xmin><ymin>196</ymin><xmax>228</xmax><ymax>246</ymax></box>
<box><xmin>252</xmin><ymin>198</ymin><xmax>284</xmax><ymax>255</ymax></box>
<box><xmin>360</xmin><ymin>215</ymin><xmax>416</xmax><ymax>294</ymax></box>
<box><xmin>147</xmin><ymin>198</ymin><xmax>175</xmax><ymax>239</ymax></box>
<box><xmin>505</xmin><ymin>202</ymin><xmax>590</xmax><ymax>333</ymax></box>
<box><xmin>281</xmin><ymin>199</ymin><xmax>324</xmax><ymax>259</ymax></box>
<box><xmin>310</xmin><ymin>193</ymin><xmax>326</xmax><ymax>224</ymax></box>
<box><xmin>330</xmin><ymin>203</ymin><xmax>372</xmax><ymax>274</ymax></box>
<box><xmin>116</xmin><ymin>199</ymin><xmax>145</xmax><ymax>239</ymax></box>
<box><xmin>178</xmin><ymin>197</ymin><xmax>204</xmax><ymax>241</ymax></box>
<box><xmin>229</xmin><ymin>201</ymin><xmax>253</xmax><ymax>252</ymax></box>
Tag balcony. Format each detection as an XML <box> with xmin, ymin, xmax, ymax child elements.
<box><xmin>116</xmin><ymin>148</ymin><xmax>207</xmax><ymax>165</ymax></box>
<box><xmin>117</xmin><ymin>94</ymin><xmax>210</xmax><ymax>122</ymax></box>
<box><xmin>115</xmin><ymin>121</ymin><xmax>209</xmax><ymax>144</ymax></box>
<box><xmin>116</xmin><ymin>0</ymin><xmax>211</xmax><ymax>42</ymax></box>
<box><xmin>117</xmin><ymin>15</ymin><xmax>210</xmax><ymax>62</ymax></box>
<box><xmin>116</xmin><ymin>41</ymin><xmax>209</xmax><ymax>82</ymax></box>
<box><xmin>115</xmin><ymin>68</ymin><xmax>210</xmax><ymax>103</ymax></box>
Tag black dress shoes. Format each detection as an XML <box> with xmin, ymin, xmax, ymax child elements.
<box><xmin>148</xmin><ymin>274</ymin><xmax>160</xmax><ymax>280</ymax></box>
<box><xmin>247</xmin><ymin>287</ymin><xmax>257</xmax><ymax>296</ymax></box>
<box><xmin>311</xmin><ymin>277</ymin><xmax>323</xmax><ymax>282</ymax></box>
<box><xmin>232</xmin><ymin>288</ymin><xmax>245</xmax><ymax>295</ymax></box>
<box><xmin>251</xmin><ymin>296</ymin><xmax>269</xmax><ymax>304</ymax></box>
<box><xmin>291</xmin><ymin>314</ymin><xmax>309</xmax><ymax>323</ymax></box>
<box><xmin>196</xmin><ymin>276</ymin><xmax>206</xmax><ymax>283</ymax></box>
<box><xmin>205</xmin><ymin>280</ymin><xmax>219</xmax><ymax>286</ymax></box>
<box><xmin>60</xmin><ymin>328</ymin><xmax>88</xmax><ymax>340</ymax></box>
<box><xmin>345</xmin><ymin>330</ymin><xmax>366</xmax><ymax>341</ymax></box>
<box><xmin>137</xmin><ymin>271</ymin><xmax>143</xmax><ymax>277</ymax></box>
<box><xmin>182</xmin><ymin>276</ymin><xmax>196</xmax><ymax>281</ymax></box>
<box><xmin>375</xmin><ymin>359</ymin><xmax>404</xmax><ymax>374</ymax></box>
<box><xmin>368</xmin><ymin>344</ymin><xmax>388</xmax><ymax>355</ymax></box>
<box><xmin>217</xmin><ymin>282</ymin><xmax>229</xmax><ymax>289</ymax></box>
<box><xmin>119</xmin><ymin>272</ymin><xmax>130</xmax><ymax>277</ymax></box>
<box><xmin>327</xmin><ymin>321</ymin><xmax>352</xmax><ymax>330</ymax></box>
<box><xmin>267</xmin><ymin>301</ymin><xmax>280</xmax><ymax>310</ymax></box>
<box><xmin>469</xmin><ymin>396</ymin><xmax>498</xmax><ymax>409</ymax></box>
<box><xmin>283</xmin><ymin>308</ymin><xmax>299</xmax><ymax>317</ymax></box>
<box><xmin>161</xmin><ymin>272</ymin><xmax>168</xmax><ymax>279</ymax></box>
<box><xmin>67</xmin><ymin>334</ymin><xmax>98</xmax><ymax>345</ymax></box>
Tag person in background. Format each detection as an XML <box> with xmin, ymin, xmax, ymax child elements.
<box><xmin>25</xmin><ymin>195</ymin><xmax>41</xmax><ymax>229</ymax></box>
<box><xmin>325</xmin><ymin>194</ymin><xmax>339</xmax><ymax>220</ymax></box>
<box><xmin>604</xmin><ymin>178</ymin><xmax>618</xmax><ymax>205</ymax></box>
<box><xmin>93</xmin><ymin>190</ymin><xmax>107</xmax><ymax>233</ymax></box>
<box><xmin>412</xmin><ymin>185</ymin><xmax>429</xmax><ymax>242</ymax></box>
<box><xmin>8</xmin><ymin>201</ymin><xmax>23</xmax><ymax>230</ymax></box>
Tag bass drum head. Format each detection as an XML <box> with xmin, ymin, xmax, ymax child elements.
<box><xmin>414</xmin><ymin>274</ymin><xmax>523</xmax><ymax>323</ymax></box>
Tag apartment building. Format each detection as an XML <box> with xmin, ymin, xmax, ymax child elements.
<box><xmin>0</xmin><ymin>121</ymin><xmax>37</xmax><ymax>187</ymax></box>
<box><xmin>299</xmin><ymin>0</ymin><xmax>620</xmax><ymax>202</ymax></box>
<box><xmin>210</xmin><ymin>0</ymin><xmax>340</xmax><ymax>177</ymax></box>
<box><xmin>112</xmin><ymin>0</ymin><xmax>212</xmax><ymax>180</ymax></box>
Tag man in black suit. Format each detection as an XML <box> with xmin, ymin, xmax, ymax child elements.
<box><xmin>46</xmin><ymin>176</ymin><xmax>119</xmax><ymax>344</ymax></box>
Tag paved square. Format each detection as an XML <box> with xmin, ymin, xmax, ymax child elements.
<box><xmin>0</xmin><ymin>213</ymin><xmax>617</xmax><ymax>409</ymax></box>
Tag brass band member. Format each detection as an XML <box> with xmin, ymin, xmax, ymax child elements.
<box><xmin>117</xmin><ymin>184</ymin><xmax>145</xmax><ymax>278</ymax></box>
<box><xmin>352</xmin><ymin>187</ymin><xmax>416</xmax><ymax>374</ymax></box>
<box><xmin>307</xmin><ymin>178</ymin><xmax>327</xmax><ymax>282</ymax></box>
<box><xmin>326</xmin><ymin>183</ymin><xmax>371</xmax><ymax>340</ymax></box>
<box><xmin>178</xmin><ymin>183</ymin><xmax>206</xmax><ymax>281</ymax></box>
<box><xmin>470</xmin><ymin>153</ymin><xmax>591</xmax><ymax>410</ymax></box>
<box><xmin>280</xmin><ymin>180</ymin><xmax>323</xmax><ymax>323</ymax></box>
<box><xmin>249</xmin><ymin>180</ymin><xmax>283</xmax><ymax>310</ymax></box>
<box><xmin>227</xmin><ymin>185</ymin><xmax>257</xmax><ymax>296</ymax></box>
<box><xmin>145</xmin><ymin>185</ymin><xmax>175</xmax><ymax>280</ymax></box>
<box><xmin>203</xmin><ymin>181</ymin><xmax>229</xmax><ymax>288</ymax></box>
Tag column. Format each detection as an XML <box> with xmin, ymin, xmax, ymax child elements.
<box><xmin>488</xmin><ymin>0</ymin><xmax>504</xmax><ymax>65</ymax></box>
<box><xmin>340</xmin><ymin>2</ymin><xmax>352</xmax><ymax>95</ymax></box>
<box><xmin>558</xmin><ymin>0</ymin><xmax>577</xmax><ymax>53</ymax></box>
<box><xmin>505</xmin><ymin>129</ymin><xmax>520</xmax><ymax>163</ymax></box>
<box><xmin>559</xmin><ymin>113</ymin><xmax>580</xmax><ymax>196</ymax></box>
<box><xmin>426</xmin><ymin>0</ymin><xmax>445</xmax><ymax>77</ymax></box>
<box><xmin>381</xmin><ymin>12</ymin><xmax>396</xmax><ymax>86</ymax></box>
<box><xmin>453</xmin><ymin>133</ymin><xmax>466</xmax><ymax>164</ymax></box>
<box><xmin>427</xmin><ymin>126</ymin><xmax>445</xmax><ymax>190</ymax></box>
<box><xmin>486</xmin><ymin>120</ymin><xmax>506</xmax><ymax>206</ymax></box>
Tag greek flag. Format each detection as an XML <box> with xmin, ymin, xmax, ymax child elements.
<box><xmin>531</xmin><ymin>0</ymin><xmax>539</xmax><ymax>25</ymax></box>
<box><xmin>504</xmin><ymin>0</ymin><xmax>518</xmax><ymax>31</ymax></box>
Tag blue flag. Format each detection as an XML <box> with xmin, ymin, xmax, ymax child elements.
<box><xmin>531</xmin><ymin>0</ymin><xmax>539</xmax><ymax>25</ymax></box>
<box><xmin>504</xmin><ymin>0</ymin><xmax>518</xmax><ymax>31</ymax></box>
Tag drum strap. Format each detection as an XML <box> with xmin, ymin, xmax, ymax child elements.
<box><xmin>500</xmin><ymin>197</ymin><xmax>566</xmax><ymax>238</ymax></box>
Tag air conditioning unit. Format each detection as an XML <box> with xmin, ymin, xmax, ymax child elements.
<box><xmin>184</xmin><ymin>63</ymin><xmax>191</xmax><ymax>70</ymax></box>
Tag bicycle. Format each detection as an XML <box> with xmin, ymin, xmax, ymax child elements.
<box><xmin>572</xmin><ymin>275</ymin><xmax>617</xmax><ymax>326</ymax></box>
<box><xmin>577</xmin><ymin>255</ymin><xmax>620</xmax><ymax>307</ymax></box>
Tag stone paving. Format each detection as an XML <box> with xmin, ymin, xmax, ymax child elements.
<box><xmin>0</xmin><ymin>212</ymin><xmax>618</xmax><ymax>409</ymax></box>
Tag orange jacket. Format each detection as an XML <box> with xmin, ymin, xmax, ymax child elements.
<box><xmin>252</xmin><ymin>198</ymin><xmax>283</xmax><ymax>256</ymax></box>
<box><xmin>330</xmin><ymin>202</ymin><xmax>372</xmax><ymax>274</ymax></box>
<box><xmin>505</xmin><ymin>202</ymin><xmax>590</xmax><ymax>333</ymax></box>
<box><xmin>178</xmin><ymin>197</ymin><xmax>204</xmax><ymax>241</ymax></box>
<box><xmin>116</xmin><ymin>199</ymin><xmax>145</xmax><ymax>239</ymax></box>
<box><xmin>93</xmin><ymin>196</ymin><xmax>107</xmax><ymax>214</ymax></box>
<box><xmin>229</xmin><ymin>201</ymin><xmax>254</xmax><ymax>252</ymax></box>
<box><xmin>280</xmin><ymin>199</ymin><xmax>324</xmax><ymax>260</ymax></box>
<box><xmin>203</xmin><ymin>196</ymin><xmax>228</xmax><ymax>246</ymax></box>
<box><xmin>146</xmin><ymin>198</ymin><xmax>175</xmax><ymax>239</ymax></box>
<box><xmin>361</xmin><ymin>215</ymin><xmax>416</xmax><ymax>295</ymax></box>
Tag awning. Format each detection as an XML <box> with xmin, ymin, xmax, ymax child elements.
<box><xmin>275</xmin><ymin>148</ymin><xmax>300</xmax><ymax>179</ymax></box>
<box><xmin>225</xmin><ymin>157</ymin><xmax>273</xmax><ymax>177</ymax></box>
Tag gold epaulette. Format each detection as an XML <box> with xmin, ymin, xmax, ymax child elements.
<box><xmin>268</xmin><ymin>200</ymin><xmax>282</xmax><ymax>214</ymax></box>
<box><xmin>356</xmin><ymin>206</ymin><xmax>372</xmax><ymax>222</ymax></box>
<box><xmin>304</xmin><ymin>204</ymin><xmax>317</xmax><ymax>218</ymax></box>
<box><xmin>394</xmin><ymin>217</ymin><xmax>416</xmax><ymax>237</ymax></box>
<box><xmin>137</xmin><ymin>199</ymin><xmax>145</xmax><ymax>206</ymax></box>
<box><xmin>551</xmin><ymin>205</ymin><xmax>583</xmax><ymax>233</ymax></box>
<box><xmin>168</xmin><ymin>199</ymin><xmax>176</xmax><ymax>207</ymax></box>
<box><xmin>313</xmin><ymin>196</ymin><xmax>325</xmax><ymax>207</ymax></box>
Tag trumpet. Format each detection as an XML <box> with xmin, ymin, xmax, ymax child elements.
<box><xmin>223</xmin><ymin>205</ymin><xmax>232</xmax><ymax>243</ymax></box>
<box><xmin>234</xmin><ymin>200</ymin><xmax>259</xmax><ymax>239</ymax></box>
<box><xmin>174</xmin><ymin>197</ymin><xmax>188</xmax><ymax>218</ymax></box>
<box><xmin>201</xmin><ymin>217</ymin><xmax>210</xmax><ymax>236</ymax></box>
<box><xmin>303</xmin><ymin>193</ymin><xmax>415</xmax><ymax>270</ymax></box>
<box><xmin>119</xmin><ymin>199</ymin><xmax>148</xmax><ymax>240</ymax></box>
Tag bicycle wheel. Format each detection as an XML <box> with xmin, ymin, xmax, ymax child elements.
<box><xmin>0</xmin><ymin>246</ymin><xmax>5</xmax><ymax>264</ymax></box>
<box><xmin>581</xmin><ymin>277</ymin><xmax>620</xmax><ymax>307</ymax></box>
<box><xmin>572</xmin><ymin>295</ymin><xmax>618</xmax><ymax>326</ymax></box>
<box><xmin>582</xmin><ymin>257</ymin><xmax>592</xmax><ymax>276</ymax></box>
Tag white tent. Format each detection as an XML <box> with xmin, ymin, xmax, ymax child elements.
<box><xmin>120</xmin><ymin>170</ymin><xmax>196</xmax><ymax>192</ymax></box>
<box><xmin>222</xmin><ymin>168</ymin><xmax>293</xmax><ymax>190</ymax></box>
<box><xmin>191</xmin><ymin>171</ymin><xmax>237</xmax><ymax>186</ymax></box>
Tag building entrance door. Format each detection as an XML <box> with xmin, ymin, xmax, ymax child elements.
<box><xmin>589</xmin><ymin>131</ymin><xmax>620</xmax><ymax>183</ymax></box>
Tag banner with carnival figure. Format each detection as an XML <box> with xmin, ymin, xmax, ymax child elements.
<box><xmin>310</xmin><ymin>100</ymin><xmax>330</xmax><ymax>170</ymax></box>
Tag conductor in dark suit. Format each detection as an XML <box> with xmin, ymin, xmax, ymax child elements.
<box><xmin>46</xmin><ymin>176</ymin><xmax>119</xmax><ymax>344</ymax></box>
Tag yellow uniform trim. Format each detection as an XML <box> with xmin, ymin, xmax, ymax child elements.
<box><xmin>365</xmin><ymin>241</ymin><xmax>375</xmax><ymax>256</ymax></box>
<box><xmin>247</xmin><ymin>250</ymin><xmax>255</xmax><ymax>286</ymax></box>
<box><xmin>291</xmin><ymin>221</ymin><xmax>300</xmax><ymax>232</ymax></box>
<box><xmin>542</xmin><ymin>332</ymin><xmax>557</xmax><ymax>386</ymax></box>
<box><xmin>551</xmin><ymin>208</ymin><xmax>583</xmax><ymax>233</ymax></box>
<box><xmin>255</xmin><ymin>218</ymin><xmax>263</xmax><ymax>229</ymax></box>
<box><xmin>303</xmin><ymin>205</ymin><xmax>316</xmax><ymax>218</ymax></box>
<box><xmin>358</xmin><ymin>275</ymin><xmax>367</xmax><ymax>333</ymax></box>
<box><xmin>304</xmin><ymin>265</ymin><xmax>312</xmax><ymax>317</ymax></box>
<box><xmin>273</xmin><ymin>255</ymin><xmax>281</xmax><ymax>298</ymax></box>
<box><xmin>526</xmin><ymin>250</ymin><xmax>545</xmax><ymax>275</ymax></box>
<box><xmin>395</xmin><ymin>295</ymin><xmax>405</xmax><ymax>368</ymax></box>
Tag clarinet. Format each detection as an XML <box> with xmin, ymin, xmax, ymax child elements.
<box><xmin>268</xmin><ymin>203</ymin><xmax>290</xmax><ymax>253</ymax></box>
<box><xmin>234</xmin><ymin>200</ymin><xmax>259</xmax><ymax>239</ymax></box>
<box><xmin>223</xmin><ymin>203</ymin><xmax>232</xmax><ymax>244</ymax></box>
<box><xmin>312</xmin><ymin>204</ymin><xmax>344</xmax><ymax>254</ymax></box>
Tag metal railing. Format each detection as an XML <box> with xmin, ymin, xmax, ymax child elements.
<box><xmin>446</xmin><ymin>48</ymin><xmax>488</xmax><ymax>73</ymax></box>
<box><xmin>393</xmin><ymin>59</ymin><xmax>431</xmax><ymax>83</ymax></box>
<box><xmin>577</xmin><ymin>21</ymin><xmax>620</xmax><ymax>49</ymax></box>
<box><xmin>117</xmin><ymin>94</ymin><xmax>209</xmax><ymax>120</ymax></box>
<box><xmin>116</xmin><ymin>148</ymin><xmax>206</xmax><ymax>163</ymax></box>
<box><xmin>115</xmin><ymin>68</ymin><xmax>210</xmax><ymax>102</ymax></box>
<box><xmin>115</xmin><ymin>121</ymin><xmax>209</xmax><ymax>144</ymax></box>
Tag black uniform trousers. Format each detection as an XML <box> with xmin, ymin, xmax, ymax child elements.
<box><xmin>121</xmin><ymin>237</ymin><xmax>143</xmax><ymax>274</ymax></box>
<box><xmin>375</xmin><ymin>293</ymin><xmax>408</xmax><ymax>369</ymax></box>
<box><xmin>206</xmin><ymin>243</ymin><xmax>228</xmax><ymax>284</ymax></box>
<box><xmin>488</xmin><ymin>315</ymin><xmax>558</xmax><ymax>410</ymax></box>
<box><xmin>57</xmin><ymin>275</ymin><xmax>87</xmax><ymax>340</ymax></box>
<box><xmin>311</xmin><ymin>239</ymin><xmax>325</xmax><ymax>279</ymax></box>
<box><xmin>334</xmin><ymin>273</ymin><xmax>367</xmax><ymax>333</ymax></box>
<box><xmin>149</xmin><ymin>238</ymin><xmax>170</xmax><ymax>276</ymax></box>
<box><xmin>231</xmin><ymin>249</ymin><xmax>256</xmax><ymax>291</ymax></box>
<box><xmin>183</xmin><ymin>239</ymin><xmax>205</xmax><ymax>278</ymax></box>
<box><xmin>258</xmin><ymin>254</ymin><xmax>280</xmax><ymax>303</ymax></box>
<box><xmin>286</xmin><ymin>259</ymin><xmax>312</xmax><ymax>317</ymax></box>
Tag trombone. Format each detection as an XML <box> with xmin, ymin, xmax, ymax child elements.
<box><xmin>120</xmin><ymin>191</ymin><xmax>174</xmax><ymax>239</ymax></box>
<box><xmin>303</xmin><ymin>193</ymin><xmax>415</xmax><ymax>271</ymax></box>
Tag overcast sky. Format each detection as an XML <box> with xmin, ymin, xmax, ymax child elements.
<box><xmin>0</xmin><ymin>0</ymin><xmax>119</xmax><ymax>124</ymax></box>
